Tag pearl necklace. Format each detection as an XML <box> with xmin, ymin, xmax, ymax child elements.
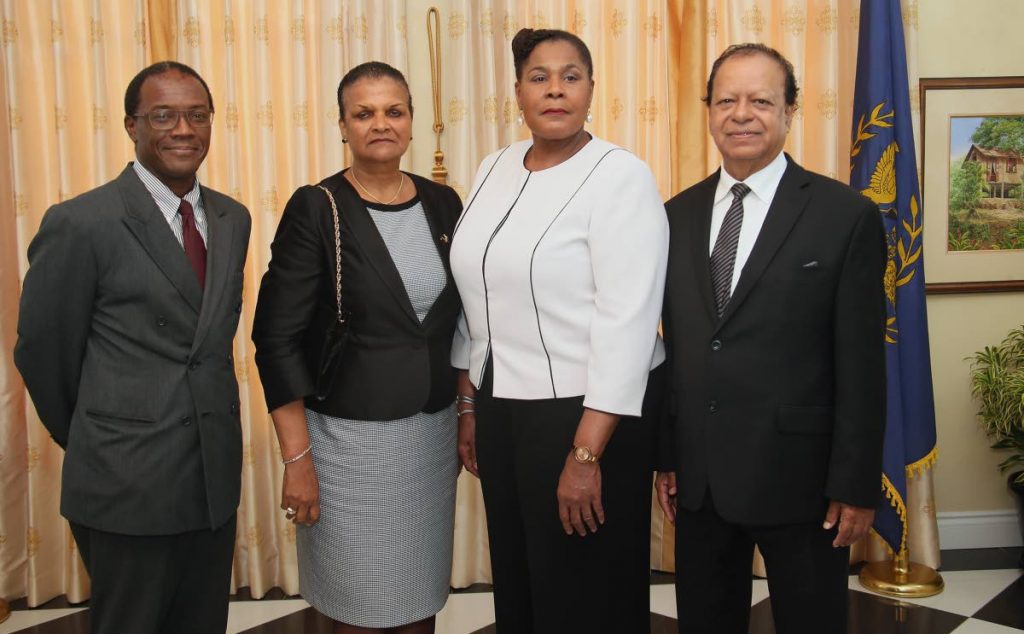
<box><xmin>350</xmin><ymin>170</ymin><xmax>406</xmax><ymax>205</ymax></box>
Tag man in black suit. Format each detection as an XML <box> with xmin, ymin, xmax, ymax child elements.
<box><xmin>656</xmin><ymin>44</ymin><xmax>886</xmax><ymax>634</ymax></box>
<box><xmin>15</xmin><ymin>61</ymin><xmax>250</xmax><ymax>633</ymax></box>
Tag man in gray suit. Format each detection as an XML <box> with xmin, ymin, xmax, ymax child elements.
<box><xmin>15</xmin><ymin>61</ymin><xmax>250</xmax><ymax>634</ymax></box>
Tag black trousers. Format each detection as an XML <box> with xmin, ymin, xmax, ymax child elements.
<box><xmin>674</xmin><ymin>495</ymin><xmax>849</xmax><ymax>634</ymax></box>
<box><xmin>475</xmin><ymin>363</ymin><xmax>663</xmax><ymax>634</ymax></box>
<box><xmin>70</xmin><ymin>514</ymin><xmax>236</xmax><ymax>634</ymax></box>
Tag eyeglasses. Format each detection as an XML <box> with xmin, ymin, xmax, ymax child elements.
<box><xmin>132</xmin><ymin>109</ymin><xmax>214</xmax><ymax>130</ymax></box>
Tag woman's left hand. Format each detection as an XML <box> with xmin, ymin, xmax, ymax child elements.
<box><xmin>557</xmin><ymin>458</ymin><xmax>604</xmax><ymax>536</ymax></box>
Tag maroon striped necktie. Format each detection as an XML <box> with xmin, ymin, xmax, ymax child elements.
<box><xmin>178</xmin><ymin>199</ymin><xmax>206</xmax><ymax>289</ymax></box>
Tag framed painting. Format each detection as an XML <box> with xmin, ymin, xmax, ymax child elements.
<box><xmin>920</xmin><ymin>77</ymin><xmax>1024</xmax><ymax>294</ymax></box>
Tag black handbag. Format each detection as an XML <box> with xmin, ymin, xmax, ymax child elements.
<box><xmin>313</xmin><ymin>185</ymin><xmax>351</xmax><ymax>400</ymax></box>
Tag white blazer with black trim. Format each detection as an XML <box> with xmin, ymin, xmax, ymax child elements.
<box><xmin>450</xmin><ymin>137</ymin><xmax>668</xmax><ymax>417</ymax></box>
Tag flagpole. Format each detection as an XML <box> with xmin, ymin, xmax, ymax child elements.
<box><xmin>0</xmin><ymin>598</ymin><xmax>9</xmax><ymax>623</ymax></box>
<box><xmin>859</xmin><ymin>546</ymin><xmax>943</xmax><ymax>598</ymax></box>
<box><xmin>850</xmin><ymin>0</ymin><xmax>943</xmax><ymax>598</ymax></box>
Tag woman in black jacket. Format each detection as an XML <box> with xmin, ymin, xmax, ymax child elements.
<box><xmin>252</xmin><ymin>61</ymin><xmax>462</xmax><ymax>634</ymax></box>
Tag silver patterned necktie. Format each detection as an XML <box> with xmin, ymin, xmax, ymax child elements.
<box><xmin>710</xmin><ymin>182</ymin><xmax>751</xmax><ymax>316</ymax></box>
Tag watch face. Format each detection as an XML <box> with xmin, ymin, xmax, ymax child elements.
<box><xmin>574</xmin><ymin>446</ymin><xmax>594</xmax><ymax>462</ymax></box>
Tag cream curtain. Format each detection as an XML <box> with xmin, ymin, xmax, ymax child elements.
<box><xmin>0</xmin><ymin>0</ymin><xmax>150</xmax><ymax>606</ymax></box>
<box><xmin>0</xmin><ymin>0</ymin><xmax>410</xmax><ymax>606</ymax></box>
<box><xmin>0</xmin><ymin>0</ymin><xmax>940</xmax><ymax>607</ymax></box>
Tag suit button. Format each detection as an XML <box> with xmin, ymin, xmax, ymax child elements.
<box><xmin>188</xmin><ymin>361</ymin><xmax>200</xmax><ymax>371</ymax></box>
<box><xmin>230</xmin><ymin>403</ymin><xmax>238</xmax><ymax>414</ymax></box>
<box><xmin>157</xmin><ymin>316</ymin><xmax>167</xmax><ymax>327</ymax></box>
<box><xmin>227</xmin><ymin>354</ymin><xmax>233</xmax><ymax>363</ymax></box>
<box><xmin>708</xmin><ymin>400</ymin><xmax>718</xmax><ymax>413</ymax></box>
<box><xmin>181</xmin><ymin>416</ymin><xmax>192</xmax><ymax>426</ymax></box>
<box><xmin>710</xmin><ymin>340</ymin><xmax>722</xmax><ymax>351</ymax></box>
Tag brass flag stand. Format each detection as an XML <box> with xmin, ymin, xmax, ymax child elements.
<box><xmin>859</xmin><ymin>546</ymin><xmax>944</xmax><ymax>598</ymax></box>
<box><xmin>426</xmin><ymin>7</ymin><xmax>447</xmax><ymax>185</ymax></box>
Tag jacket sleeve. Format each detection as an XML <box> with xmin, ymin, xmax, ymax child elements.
<box><xmin>451</xmin><ymin>311</ymin><xmax>471</xmax><ymax>370</ymax></box>
<box><xmin>251</xmin><ymin>186</ymin><xmax>325</xmax><ymax>412</ymax></box>
<box><xmin>583</xmin><ymin>155</ymin><xmax>670</xmax><ymax>417</ymax></box>
<box><xmin>824</xmin><ymin>199</ymin><xmax>888</xmax><ymax>508</ymax></box>
<box><xmin>14</xmin><ymin>203</ymin><xmax>98</xmax><ymax>448</ymax></box>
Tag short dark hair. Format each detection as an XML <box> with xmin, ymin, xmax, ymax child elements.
<box><xmin>124</xmin><ymin>61</ymin><xmax>214</xmax><ymax>117</ymax></box>
<box><xmin>511</xmin><ymin>28</ymin><xmax>593</xmax><ymax>80</ymax></box>
<box><xmin>336</xmin><ymin>61</ymin><xmax>413</xmax><ymax>119</ymax></box>
<box><xmin>703</xmin><ymin>43</ymin><xmax>799</xmax><ymax>108</ymax></box>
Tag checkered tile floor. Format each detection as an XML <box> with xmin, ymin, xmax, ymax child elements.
<box><xmin>2</xmin><ymin>548</ymin><xmax>1020</xmax><ymax>633</ymax></box>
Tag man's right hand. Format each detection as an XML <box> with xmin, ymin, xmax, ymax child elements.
<box><xmin>655</xmin><ymin>471</ymin><xmax>677</xmax><ymax>524</ymax></box>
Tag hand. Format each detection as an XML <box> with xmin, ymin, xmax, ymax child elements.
<box><xmin>823</xmin><ymin>500</ymin><xmax>875</xmax><ymax>547</ymax></box>
<box><xmin>457</xmin><ymin>413</ymin><xmax>479</xmax><ymax>477</ymax></box>
<box><xmin>655</xmin><ymin>471</ymin><xmax>677</xmax><ymax>524</ymax></box>
<box><xmin>281</xmin><ymin>456</ymin><xmax>320</xmax><ymax>526</ymax></box>
<box><xmin>557</xmin><ymin>457</ymin><xmax>604</xmax><ymax>536</ymax></box>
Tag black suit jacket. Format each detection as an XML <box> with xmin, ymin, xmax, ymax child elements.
<box><xmin>15</xmin><ymin>165</ymin><xmax>251</xmax><ymax>534</ymax></box>
<box><xmin>660</xmin><ymin>157</ymin><xmax>887</xmax><ymax>526</ymax></box>
<box><xmin>252</xmin><ymin>170</ymin><xmax>463</xmax><ymax>420</ymax></box>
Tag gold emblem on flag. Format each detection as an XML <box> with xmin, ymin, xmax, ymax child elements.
<box><xmin>851</xmin><ymin>101</ymin><xmax>923</xmax><ymax>346</ymax></box>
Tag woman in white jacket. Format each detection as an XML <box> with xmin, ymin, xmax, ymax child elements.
<box><xmin>449</xmin><ymin>27</ymin><xmax>668</xmax><ymax>634</ymax></box>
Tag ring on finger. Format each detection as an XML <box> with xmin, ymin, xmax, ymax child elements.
<box><xmin>285</xmin><ymin>507</ymin><xmax>296</xmax><ymax>516</ymax></box>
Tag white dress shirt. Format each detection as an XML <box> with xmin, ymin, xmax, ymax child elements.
<box><xmin>450</xmin><ymin>137</ymin><xmax>668</xmax><ymax>417</ymax></box>
<box><xmin>708</xmin><ymin>151</ymin><xmax>787</xmax><ymax>294</ymax></box>
<box><xmin>132</xmin><ymin>160</ymin><xmax>208</xmax><ymax>247</ymax></box>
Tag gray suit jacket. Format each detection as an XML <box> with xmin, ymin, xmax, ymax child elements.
<box><xmin>15</xmin><ymin>165</ymin><xmax>251</xmax><ymax>535</ymax></box>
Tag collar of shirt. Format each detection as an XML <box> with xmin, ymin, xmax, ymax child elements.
<box><xmin>714</xmin><ymin>150</ymin><xmax>789</xmax><ymax>208</ymax></box>
<box><xmin>707</xmin><ymin>151</ymin><xmax>789</xmax><ymax>293</ymax></box>
<box><xmin>131</xmin><ymin>160</ymin><xmax>205</xmax><ymax>229</ymax></box>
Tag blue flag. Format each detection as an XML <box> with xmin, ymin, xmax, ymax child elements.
<box><xmin>850</xmin><ymin>0</ymin><xmax>938</xmax><ymax>556</ymax></box>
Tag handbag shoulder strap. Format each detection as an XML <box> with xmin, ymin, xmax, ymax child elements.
<box><xmin>315</xmin><ymin>185</ymin><xmax>344</xmax><ymax>321</ymax></box>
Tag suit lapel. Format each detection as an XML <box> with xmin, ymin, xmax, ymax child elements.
<box><xmin>191</xmin><ymin>189</ymin><xmax>235</xmax><ymax>355</ymax></box>
<box><xmin>690</xmin><ymin>173</ymin><xmax>719</xmax><ymax>323</ymax></box>
<box><xmin>118</xmin><ymin>166</ymin><xmax>203</xmax><ymax>314</ymax></box>
<box><xmin>331</xmin><ymin>173</ymin><xmax>420</xmax><ymax>325</ymax></box>
<box><xmin>718</xmin><ymin>158</ymin><xmax>811</xmax><ymax>325</ymax></box>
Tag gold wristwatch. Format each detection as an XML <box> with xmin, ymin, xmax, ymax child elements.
<box><xmin>571</xmin><ymin>445</ymin><xmax>599</xmax><ymax>464</ymax></box>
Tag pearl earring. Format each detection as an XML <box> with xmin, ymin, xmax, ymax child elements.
<box><xmin>516</xmin><ymin>109</ymin><xmax>524</xmax><ymax>126</ymax></box>
<box><xmin>586</xmin><ymin>110</ymin><xmax>593</xmax><ymax>124</ymax></box>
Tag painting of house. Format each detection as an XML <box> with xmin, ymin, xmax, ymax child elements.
<box><xmin>964</xmin><ymin>144</ymin><xmax>1023</xmax><ymax>199</ymax></box>
<box><xmin>947</xmin><ymin>116</ymin><xmax>1024</xmax><ymax>252</ymax></box>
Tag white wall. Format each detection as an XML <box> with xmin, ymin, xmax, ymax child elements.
<box><xmin>919</xmin><ymin>0</ymin><xmax>1024</xmax><ymax>519</ymax></box>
